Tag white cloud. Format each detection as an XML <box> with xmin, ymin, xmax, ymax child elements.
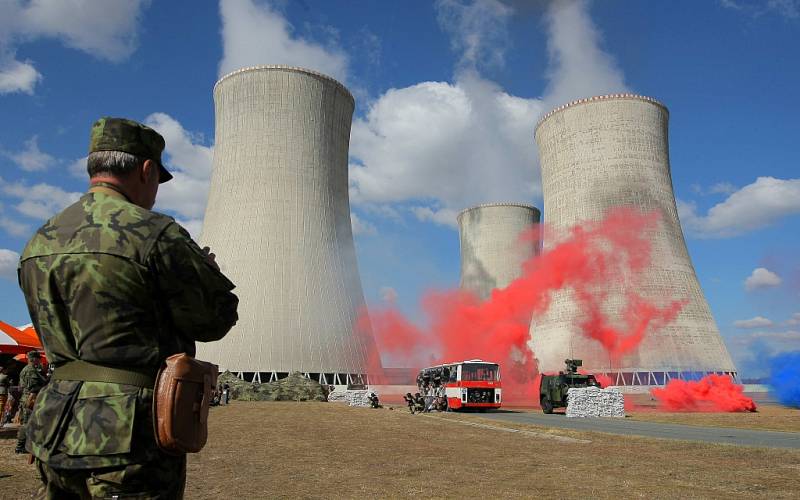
<box><xmin>145</xmin><ymin>113</ymin><xmax>214</xmax><ymax>222</ymax></box>
<box><xmin>721</xmin><ymin>0</ymin><xmax>800</xmax><ymax>19</ymax></box>
<box><xmin>380</xmin><ymin>286</ymin><xmax>398</xmax><ymax>303</ymax></box>
<box><xmin>350</xmin><ymin>213</ymin><xmax>376</xmax><ymax>236</ymax></box>
<box><xmin>0</xmin><ymin>203</ymin><xmax>29</xmax><ymax>237</ymax></box>
<box><xmin>349</xmin><ymin>0</ymin><xmax>624</xmax><ymax>228</ymax></box>
<box><xmin>542</xmin><ymin>0</ymin><xmax>628</xmax><ymax>107</ymax></box>
<box><xmin>68</xmin><ymin>156</ymin><xmax>88</xmax><ymax>178</ymax></box>
<box><xmin>744</xmin><ymin>267</ymin><xmax>782</xmax><ymax>291</ymax></box>
<box><xmin>0</xmin><ymin>0</ymin><xmax>149</xmax><ymax>94</ymax></box>
<box><xmin>5</xmin><ymin>136</ymin><xmax>56</xmax><ymax>172</ymax></box>
<box><xmin>679</xmin><ymin>177</ymin><xmax>800</xmax><ymax>238</ymax></box>
<box><xmin>0</xmin><ymin>57</ymin><xmax>41</xmax><ymax>94</ymax></box>
<box><xmin>436</xmin><ymin>0</ymin><xmax>513</xmax><ymax>70</ymax></box>
<box><xmin>785</xmin><ymin>313</ymin><xmax>800</xmax><ymax>326</ymax></box>
<box><xmin>218</xmin><ymin>0</ymin><xmax>348</xmax><ymax>82</ymax></box>
<box><xmin>729</xmin><ymin>329</ymin><xmax>800</xmax><ymax>378</ymax></box>
<box><xmin>0</xmin><ymin>177</ymin><xmax>81</xmax><ymax>220</ymax></box>
<box><xmin>0</xmin><ymin>248</ymin><xmax>19</xmax><ymax>281</ymax></box>
<box><xmin>176</xmin><ymin>218</ymin><xmax>203</xmax><ymax>241</ymax></box>
<box><xmin>733</xmin><ymin>316</ymin><xmax>774</xmax><ymax>329</ymax></box>
<box><xmin>708</xmin><ymin>182</ymin><xmax>737</xmax><ymax>195</ymax></box>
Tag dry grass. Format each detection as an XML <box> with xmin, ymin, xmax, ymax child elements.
<box><xmin>3</xmin><ymin>402</ymin><xmax>800</xmax><ymax>499</ymax></box>
<box><xmin>624</xmin><ymin>399</ymin><xmax>800</xmax><ymax>432</ymax></box>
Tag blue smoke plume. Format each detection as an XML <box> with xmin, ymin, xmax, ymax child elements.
<box><xmin>768</xmin><ymin>352</ymin><xmax>800</xmax><ymax>408</ymax></box>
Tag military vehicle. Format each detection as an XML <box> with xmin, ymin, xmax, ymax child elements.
<box><xmin>539</xmin><ymin>359</ymin><xmax>601</xmax><ymax>414</ymax></box>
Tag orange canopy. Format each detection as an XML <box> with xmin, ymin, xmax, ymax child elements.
<box><xmin>0</xmin><ymin>321</ymin><xmax>41</xmax><ymax>348</ymax></box>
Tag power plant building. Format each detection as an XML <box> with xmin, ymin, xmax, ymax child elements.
<box><xmin>196</xmin><ymin>66</ymin><xmax>375</xmax><ymax>385</ymax></box>
<box><xmin>530</xmin><ymin>94</ymin><xmax>737</xmax><ymax>386</ymax></box>
<box><xmin>458</xmin><ymin>203</ymin><xmax>541</xmax><ymax>301</ymax></box>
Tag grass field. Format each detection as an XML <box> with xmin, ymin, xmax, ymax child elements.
<box><xmin>2</xmin><ymin>401</ymin><xmax>800</xmax><ymax>499</ymax></box>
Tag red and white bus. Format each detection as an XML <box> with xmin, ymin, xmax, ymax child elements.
<box><xmin>417</xmin><ymin>359</ymin><xmax>501</xmax><ymax>411</ymax></box>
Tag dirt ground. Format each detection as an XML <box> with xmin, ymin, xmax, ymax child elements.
<box><xmin>2</xmin><ymin>401</ymin><xmax>799</xmax><ymax>499</ymax></box>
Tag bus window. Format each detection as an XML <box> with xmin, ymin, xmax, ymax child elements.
<box><xmin>449</xmin><ymin>366</ymin><xmax>457</xmax><ymax>382</ymax></box>
<box><xmin>461</xmin><ymin>364</ymin><xmax>498</xmax><ymax>382</ymax></box>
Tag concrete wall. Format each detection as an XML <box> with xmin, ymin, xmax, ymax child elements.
<box><xmin>458</xmin><ymin>203</ymin><xmax>541</xmax><ymax>301</ymax></box>
<box><xmin>530</xmin><ymin>94</ymin><xmax>737</xmax><ymax>377</ymax></box>
<box><xmin>196</xmin><ymin>66</ymin><xmax>374</xmax><ymax>377</ymax></box>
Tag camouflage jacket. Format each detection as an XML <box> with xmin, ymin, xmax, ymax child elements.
<box><xmin>18</xmin><ymin>364</ymin><xmax>47</xmax><ymax>395</ymax></box>
<box><xmin>18</xmin><ymin>186</ymin><xmax>239</xmax><ymax>469</ymax></box>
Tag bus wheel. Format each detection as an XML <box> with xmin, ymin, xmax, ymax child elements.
<box><xmin>541</xmin><ymin>396</ymin><xmax>554</xmax><ymax>414</ymax></box>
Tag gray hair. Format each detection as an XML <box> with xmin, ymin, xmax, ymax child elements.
<box><xmin>86</xmin><ymin>150</ymin><xmax>145</xmax><ymax>178</ymax></box>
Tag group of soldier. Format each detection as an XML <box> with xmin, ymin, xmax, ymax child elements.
<box><xmin>403</xmin><ymin>392</ymin><xmax>448</xmax><ymax>414</ymax></box>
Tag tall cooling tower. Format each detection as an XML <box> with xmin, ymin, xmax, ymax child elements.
<box><xmin>197</xmin><ymin>66</ymin><xmax>374</xmax><ymax>385</ymax></box>
<box><xmin>458</xmin><ymin>203</ymin><xmax>541</xmax><ymax>300</ymax></box>
<box><xmin>530</xmin><ymin>94</ymin><xmax>737</xmax><ymax>387</ymax></box>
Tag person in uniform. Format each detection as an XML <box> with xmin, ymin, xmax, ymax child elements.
<box><xmin>0</xmin><ymin>366</ymin><xmax>9</xmax><ymax>425</ymax></box>
<box><xmin>17</xmin><ymin>117</ymin><xmax>239</xmax><ymax>499</ymax></box>
<box><xmin>14</xmin><ymin>351</ymin><xmax>47</xmax><ymax>453</ymax></box>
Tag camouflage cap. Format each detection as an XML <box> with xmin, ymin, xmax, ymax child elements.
<box><xmin>27</xmin><ymin>350</ymin><xmax>40</xmax><ymax>359</ymax></box>
<box><xmin>89</xmin><ymin>117</ymin><xmax>173</xmax><ymax>183</ymax></box>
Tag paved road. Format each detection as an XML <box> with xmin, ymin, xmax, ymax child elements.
<box><xmin>471</xmin><ymin>411</ymin><xmax>800</xmax><ymax>449</ymax></box>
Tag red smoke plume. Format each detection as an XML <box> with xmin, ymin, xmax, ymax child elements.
<box><xmin>650</xmin><ymin>374</ymin><xmax>757</xmax><ymax>412</ymax></box>
<box><xmin>359</xmin><ymin>207</ymin><xmax>686</xmax><ymax>402</ymax></box>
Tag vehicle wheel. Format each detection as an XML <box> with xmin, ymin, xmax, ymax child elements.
<box><xmin>541</xmin><ymin>396</ymin><xmax>553</xmax><ymax>414</ymax></box>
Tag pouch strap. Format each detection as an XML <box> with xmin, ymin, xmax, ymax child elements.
<box><xmin>53</xmin><ymin>360</ymin><xmax>156</xmax><ymax>388</ymax></box>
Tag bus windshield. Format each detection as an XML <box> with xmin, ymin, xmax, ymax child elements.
<box><xmin>461</xmin><ymin>363</ymin><xmax>499</xmax><ymax>382</ymax></box>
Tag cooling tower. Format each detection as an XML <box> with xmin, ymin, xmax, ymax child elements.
<box><xmin>530</xmin><ymin>94</ymin><xmax>737</xmax><ymax>387</ymax></box>
<box><xmin>196</xmin><ymin>66</ymin><xmax>375</xmax><ymax>385</ymax></box>
<box><xmin>458</xmin><ymin>203</ymin><xmax>541</xmax><ymax>301</ymax></box>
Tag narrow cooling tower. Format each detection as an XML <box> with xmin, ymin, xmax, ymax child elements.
<box><xmin>458</xmin><ymin>203</ymin><xmax>541</xmax><ymax>301</ymax></box>
<box><xmin>196</xmin><ymin>66</ymin><xmax>374</xmax><ymax>385</ymax></box>
<box><xmin>530</xmin><ymin>94</ymin><xmax>737</xmax><ymax>387</ymax></box>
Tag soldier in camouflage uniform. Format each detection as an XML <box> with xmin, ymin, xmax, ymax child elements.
<box><xmin>15</xmin><ymin>351</ymin><xmax>47</xmax><ymax>453</ymax></box>
<box><xmin>17</xmin><ymin>117</ymin><xmax>239</xmax><ymax>499</ymax></box>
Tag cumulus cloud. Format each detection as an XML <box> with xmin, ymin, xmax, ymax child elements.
<box><xmin>733</xmin><ymin>316</ymin><xmax>774</xmax><ymax>329</ymax></box>
<box><xmin>0</xmin><ymin>203</ymin><xmax>29</xmax><ymax>237</ymax></box>
<box><xmin>744</xmin><ymin>267</ymin><xmax>782</xmax><ymax>291</ymax></box>
<box><xmin>729</xmin><ymin>329</ymin><xmax>800</xmax><ymax>378</ymax></box>
<box><xmin>349</xmin><ymin>0</ymin><xmax>624</xmax><ymax>227</ymax></box>
<box><xmin>218</xmin><ymin>0</ymin><xmax>348</xmax><ymax>81</ymax></box>
<box><xmin>0</xmin><ymin>177</ymin><xmax>81</xmax><ymax>220</ymax></box>
<box><xmin>0</xmin><ymin>58</ymin><xmax>41</xmax><ymax>94</ymax></box>
<box><xmin>0</xmin><ymin>248</ymin><xmax>19</xmax><ymax>281</ymax></box>
<box><xmin>68</xmin><ymin>156</ymin><xmax>88</xmax><ymax>178</ymax></box>
<box><xmin>679</xmin><ymin>177</ymin><xmax>800</xmax><ymax>238</ymax></box>
<box><xmin>351</xmin><ymin>213</ymin><xmax>377</xmax><ymax>236</ymax></box>
<box><xmin>783</xmin><ymin>313</ymin><xmax>800</xmax><ymax>326</ymax></box>
<box><xmin>349</xmin><ymin>74</ymin><xmax>544</xmax><ymax>227</ymax></box>
<box><xmin>0</xmin><ymin>0</ymin><xmax>150</xmax><ymax>94</ymax></box>
<box><xmin>144</xmin><ymin>113</ymin><xmax>214</xmax><ymax>233</ymax></box>
<box><xmin>4</xmin><ymin>136</ymin><xmax>56</xmax><ymax>172</ymax></box>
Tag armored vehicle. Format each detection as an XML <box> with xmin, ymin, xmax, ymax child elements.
<box><xmin>539</xmin><ymin>359</ymin><xmax>600</xmax><ymax>414</ymax></box>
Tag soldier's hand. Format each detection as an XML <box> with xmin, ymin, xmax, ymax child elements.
<box><xmin>202</xmin><ymin>246</ymin><xmax>221</xmax><ymax>272</ymax></box>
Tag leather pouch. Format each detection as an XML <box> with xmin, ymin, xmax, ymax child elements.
<box><xmin>152</xmin><ymin>353</ymin><xmax>217</xmax><ymax>455</ymax></box>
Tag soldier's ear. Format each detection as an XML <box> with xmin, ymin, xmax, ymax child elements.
<box><xmin>141</xmin><ymin>159</ymin><xmax>158</xmax><ymax>184</ymax></box>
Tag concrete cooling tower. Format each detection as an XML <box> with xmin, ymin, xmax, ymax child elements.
<box><xmin>196</xmin><ymin>66</ymin><xmax>375</xmax><ymax>385</ymax></box>
<box><xmin>458</xmin><ymin>203</ymin><xmax>541</xmax><ymax>301</ymax></box>
<box><xmin>530</xmin><ymin>94</ymin><xmax>737</xmax><ymax>387</ymax></box>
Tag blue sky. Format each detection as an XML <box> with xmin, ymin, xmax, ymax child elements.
<box><xmin>0</xmin><ymin>0</ymin><xmax>798</xmax><ymax>378</ymax></box>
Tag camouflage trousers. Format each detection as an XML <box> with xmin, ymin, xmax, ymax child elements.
<box><xmin>16</xmin><ymin>404</ymin><xmax>31</xmax><ymax>450</ymax></box>
<box><xmin>34</xmin><ymin>455</ymin><xmax>186</xmax><ymax>500</ymax></box>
